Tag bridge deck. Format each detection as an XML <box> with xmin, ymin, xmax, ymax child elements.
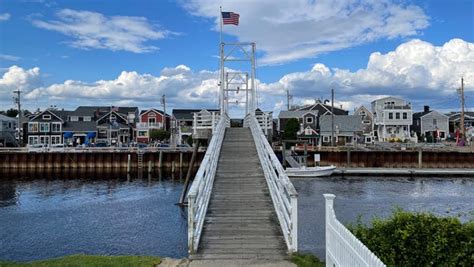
<box><xmin>193</xmin><ymin>127</ymin><xmax>287</xmax><ymax>260</ymax></box>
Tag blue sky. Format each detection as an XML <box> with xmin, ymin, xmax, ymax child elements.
<box><xmin>0</xmin><ymin>0</ymin><xmax>473</xmax><ymax>116</ymax></box>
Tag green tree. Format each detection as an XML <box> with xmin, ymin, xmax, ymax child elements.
<box><xmin>149</xmin><ymin>129</ymin><xmax>170</xmax><ymax>141</ymax></box>
<box><xmin>282</xmin><ymin>118</ymin><xmax>300</xmax><ymax>140</ymax></box>
<box><xmin>5</xmin><ymin>108</ymin><xmax>18</xmax><ymax>118</ymax></box>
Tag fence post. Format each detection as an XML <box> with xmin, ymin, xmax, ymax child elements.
<box><xmin>188</xmin><ymin>194</ymin><xmax>195</xmax><ymax>254</ymax></box>
<box><xmin>324</xmin><ymin>194</ymin><xmax>336</xmax><ymax>267</ymax></box>
<box><xmin>290</xmin><ymin>195</ymin><xmax>298</xmax><ymax>253</ymax></box>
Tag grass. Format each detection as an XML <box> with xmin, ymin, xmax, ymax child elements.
<box><xmin>291</xmin><ymin>253</ymin><xmax>325</xmax><ymax>267</ymax></box>
<box><xmin>0</xmin><ymin>254</ymin><xmax>161</xmax><ymax>267</ymax></box>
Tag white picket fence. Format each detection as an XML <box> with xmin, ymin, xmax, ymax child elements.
<box><xmin>324</xmin><ymin>194</ymin><xmax>386</xmax><ymax>267</ymax></box>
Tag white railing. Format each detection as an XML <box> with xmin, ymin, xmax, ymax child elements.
<box><xmin>324</xmin><ymin>194</ymin><xmax>386</xmax><ymax>267</ymax></box>
<box><xmin>245</xmin><ymin>114</ymin><xmax>298</xmax><ymax>253</ymax></box>
<box><xmin>136</xmin><ymin>122</ymin><xmax>163</xmax><ymax>128</ymax></box>
<box><xmin>187</xmin><ymin>114</ymin><xmax>229</xmax><ymax>254</ymax></box>
<box><xmin>193</xmin><ymin>111</ymin><xmax>220</xmax><ymax>136</ymax></box>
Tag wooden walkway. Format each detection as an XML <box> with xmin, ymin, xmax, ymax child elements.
<box><xmin>193</xmin><ymin>128</ymin><xmax>287</xmax><ymax>260</ymax></box>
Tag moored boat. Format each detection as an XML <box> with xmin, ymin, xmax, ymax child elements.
<box><xmin>286</xmin><ymin>165</ymin><xmax>336</xmax><ymax>177</ymax></box>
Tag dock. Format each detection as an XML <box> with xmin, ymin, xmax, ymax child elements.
<box><xmin>334</xmin><ymin>167</ymin><xmax>474</xmax><ymax>177</ymax></box>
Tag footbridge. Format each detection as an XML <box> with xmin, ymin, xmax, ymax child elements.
<box><xmin>187</xmin><ymin>113</ymin><xmax>297</xmax><ymax>260</ymax></box>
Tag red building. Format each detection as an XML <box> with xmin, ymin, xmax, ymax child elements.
<box><xmin>136</xmin><ymin>109</ymin><xmax>169</xmax><ymax>143</ymax></box>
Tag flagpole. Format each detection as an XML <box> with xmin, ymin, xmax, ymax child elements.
<box><xmin>219</xmin><ymin>6</ymin><xmax>223</xmax><ymax>44</ymax></box>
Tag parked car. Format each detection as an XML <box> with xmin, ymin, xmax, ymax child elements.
<box><xmin>27</xmin><ymin>144</ymin><xmax>47</xmax><ymax>153</ymax></box>
<box><xmin>95</xmin><ymin>141</ymin><xmax>109</xmax><ymax>147</ymax></box>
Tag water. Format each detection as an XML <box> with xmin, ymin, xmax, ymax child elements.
<box><xmin>0</xmin><ymin>172</ymin><xmax>472</xmax><ymax>262</ymax></box>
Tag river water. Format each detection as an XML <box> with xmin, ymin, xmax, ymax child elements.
<box><xmin>0</xmin><ymin>171</ymin><xmax>472</xmax><ymax>262</ymax></box>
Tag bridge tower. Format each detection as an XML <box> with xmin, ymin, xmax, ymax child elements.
<box><xmin>219</xmin><ymin>42</ymin><xmax>256</xmax><ymax>117</ymax></box>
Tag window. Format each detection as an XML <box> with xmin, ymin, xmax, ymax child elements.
<box><xmin>433</xmin><ymin>119</ymin><xmax>437</xmax><ymax>126</ymax></box>
<box><xmin>83</xmin><ymin>116</ymin><xmax>91</xmax><ymax>122</ymax></box>
<box><xmin>138</xmin><ymin>130</ymin><xmax>148</xmax><ymax>137</ymax></box>
<box><xmin>305</xmin><ymin>116</ymin><xmax>314</xmax><ymax>124</ymax></box>
<box><xmin>51</xmin><ymin>122</ymin><xmax>61</xmax><ymax>132</ymax></box>
<box><xmin>388</xmin><ymin>113</ymin><xmax>393</xmax><ymax>119</ymax></box>
<box><xmin>403</xmin><ymin>112</ymin><xmax>407</xmax><ymax>119</ymax></box>
<box><xmin>70</xmin><ymin>116</ymin><xmax>79</xmax><ymax>122</ymax></box>
<box><xmin>28</xmin><ymin>122</ymin><xmax>38</xmax><ymax>133</ymax></box>
<box><xmin>42</xmin><ymin>114</ymin><xmax>51</xmax><ymax>120</ymax></box>
<box><xmin>323</xmin><ymin>136</ymin><xmax>330</xmax><ymax>143</ymax></box>
<box><xmin>51</xmin><ymin>135</ymin><xmax>62</xmax><ymax>144</ymax></box>
<box><xmin>40</xmin><ymin>122</ymin><xmax>50</xmax><ymax>132</ymax></box>
<box><xmin>39</xmin><ymin>136</ymin><xmax>49</xmax><ymax>145</ymax></box>
<box><xmin>149</xmin><ymin>117</ymin><xmax>156</xmax><ymax>124</ymax></box>
<box><xmin>363</xmin><ymin>120</ymin><xmax>371</xmax><ymax>124</ymax></box>
<box><xmin>28</xmin><ymin>136</ymin><xmax>39</xmax><ymax>145</ymax></box>
<box><xmin>396</xmin><ymin>113</ymin><xmax>400</xmax><ymax>119</ymax></box>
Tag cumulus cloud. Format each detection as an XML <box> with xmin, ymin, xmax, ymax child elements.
<box><xmin>182</xmin><ymin>0</ymin><xmax>429</xmax><ymax>64</ymax></box>
<box><xmin>2</xmin><ymin>39</ymin><xmax>472</xmax><ymax>116</ymax></box>
<box><xmin>0</xmin><ymin>13</ymin><xmax>10</xmax><ymax>21</ymax></box>
<box><xmin>32</xmin><ymin>9</ymin><xmax>172</xmax><ymax>53</ymax></box>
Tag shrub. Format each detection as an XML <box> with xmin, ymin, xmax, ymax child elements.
<box><xmin>348</xmin><ymin>209</ymin><xmax>473</xmax><ymax>266</ymax></box>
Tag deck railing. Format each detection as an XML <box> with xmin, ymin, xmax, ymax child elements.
<box><xmin>245</xmin><ymin>114</ymin><xmax>298</xmax><ymax>253</ymax></box>
<box><xmin>193</xmin><ymin>112</ymin><xmax>220</xmax><ymax>136</ymax></box>
<box><xmin>187</xmin><ymin>114</ymin><xmax>229</xmax><ymax>254</ymax></box>
<box><xmin>324</xmin><ymin>194</ymin><xmax>386</xmax><ymax>267</ymax></box>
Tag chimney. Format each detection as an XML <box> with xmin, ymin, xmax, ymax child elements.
<box><xmin>424</xmin><ymin>105</ymin><xmax>430</xmax><ymax>113</ymax></box>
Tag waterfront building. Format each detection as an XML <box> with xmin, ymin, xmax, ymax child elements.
<box><xmin>371</xmin><ymin>97</ymin><xmax>414</xmax><ymax>142</ymax></box>
<box><xmin>172</xmin><ymin>108</ymin><xmax>219</xmax><ymax>144</ymax></box>
<box><xmin>412</xmin><ymin>106</ymin><xmax>449</xmax><ymax>141</ymax></box>
<box><xmin>319</xmin><ymin>115</ymin><xmax>363</xmax><ymax>145</ymax></box>
<box><xmin>136</xmin><ymin>108</ymin><xmax>170</xmax><ymax>144</ymax></box>
<box><xmin>447</xmin><ymin>111</ymin><xmax>474</xmax><ymax>134</ymax></box>
<box><xmin>0</xmin><ymin>114</ymin><xmax>18</xmax><ymax>147</ymax></box>
<box><xmin>26</xmin><ymin>109</ymin><xmax>64</xmax><ymax>146</ymax></box>
<box><xmin>354</xmin><ymin>106</ymin><xmax>375</xmax><ymax>143</ymax></box>
<box><xmin>95</xmin><ymin>107</ymin><xmax>139</xmax><ymax>145</ymax></box>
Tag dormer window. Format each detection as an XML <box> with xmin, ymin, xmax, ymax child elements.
<box><xmin>306</xmin><ymin>117</ymin><xmax>314</xmax><ymax>124</ymax></box>
<box><xmin>70</xmin><ymin>116</ymin><xmax>79</xmax><ymax>122</ymax></box>
<box><xmin>83</xmin><ymin>116</ymin><xmax>91</xmax><ymax>122</ymax></box>
<box><xmin>43</xmin><ymin>114</ymin><xmax>51</xmax><ymax>120</ymax></box>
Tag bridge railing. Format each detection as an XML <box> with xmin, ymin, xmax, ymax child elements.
<box><xmin>187</xmin><ymin>114</ymin><xmax>229</xmax><ymax>254</ymax></box>
<box><xmin>324</xmin><ymin>194</ymin><xmax>386</xmax><ymax>267</ymax></box>
<box><xmin>245</xmin><ymin>114</ymin><xmax>298</xmax><ymax>253</ymax></box>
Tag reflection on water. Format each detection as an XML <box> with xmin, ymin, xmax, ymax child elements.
<box><xmin>294</xmin><ymin>176</ymin><xmax>474</xmax><ymax>259</ymax></box>
<box><xmin>1</xmin><ymin>172</ymin><xmax>473</xmax><ymax>262</ymax></box>
<box><xmin>0</xmin><ymin>169</ymin><xmax>189</xmax><ymax>262</ymax></box>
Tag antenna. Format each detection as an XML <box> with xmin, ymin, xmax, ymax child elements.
<box><xmin>286</xmin><ymin>89</ymin><xmax>293</xmax><ymax>111</ymax></box>
<box><xmin>161</xmin><ymin>94</ymin><xmax>166</xmax><ymax>131</ymax></box>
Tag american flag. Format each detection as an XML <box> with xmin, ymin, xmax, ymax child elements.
<box><xmin>221</xmin><ymin>12</ymin><xmax>239</xmax><ymax>25</ymax></box>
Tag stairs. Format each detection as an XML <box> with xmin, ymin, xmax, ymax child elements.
<box><xmin>137</xmin><ymin>149</ymin><xmax>144</xmax><ymax>169</ymax></box>
<box><xmin>193</xmin><ymin>127</ymin><xmax>287</xmax><ymax>260</ymax></box>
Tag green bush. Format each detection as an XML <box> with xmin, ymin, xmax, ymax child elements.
<box><xmin>291</xmin><ymin>253</ymin><xmax>324</xmax><ymax>267</ymax></box>
<box><xmin>348</xmin><ymin>209</ymin><xmax>473</xmax><ymax>266</ymax></box>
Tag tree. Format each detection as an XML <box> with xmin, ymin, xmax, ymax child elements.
<box><xmin>149</xmin><ymin>129</ymin><xmax>170</xmax><ymax>141</ymax></box>
<box><xmin>282</xmin><ymin>118</ymin><xmax>300</xmax><ymax>140</ymax></box>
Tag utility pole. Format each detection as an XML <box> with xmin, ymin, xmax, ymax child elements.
<box><xmin>331</xmin><ymin>88</ymin><xmax>335</xmax><ymax>146</ymax></box>
<box><xmin>161</xmin><ymin>94</ymin><xmax>166</xmax><ymax>131</ymax></box>
<box><xmin>460</xmin><ymin>77</ymin><xmax>465</xmax><ymax>141</ymax></box>
<box><xmin>13</xmin><ymin>89</ymin><xmax>21</xmax><ymax>145</ymax></box>
<box><xmin>286</xmin><ymin>89</ymin><xmax>293</xmax><ymax>110</ymax></box>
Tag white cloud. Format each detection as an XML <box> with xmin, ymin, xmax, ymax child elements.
<box><xmin>0</xmin><ymin>13</ymin><xmax>11</xmax><ymax>21</ymax></box>
<box><xmin>2</xmin><ymin>39</ymin><xmax>472</xmax><ymax>116</ymax></box>
<box><xmin>32</xmin><ymin>9</ymin><xmax>171</xmax><ymax>53</ymax></box>
<box><xmin>0</xmin><ymin>54</ymin><xmax>20</xmax><ymax>61</ymax></box>
<box><xmin>182</xmin><ymin>0</ymin><xmax>429</xmax><ymax>64</ymax></box>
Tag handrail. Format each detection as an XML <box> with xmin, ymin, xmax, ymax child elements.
<box><xmin>244</xmin><ymin>114</ymin><xmax>298</xmax><ymax>253</ymax></box>
<box><xmin>324</xmin><ymin>194</ymin><xmax>386</xmax><ymax>267</ymax></box>
<box><xmin>187</xmin><ymin>114</ymin><xmax>229</xmax><ymax>254</ymax></box>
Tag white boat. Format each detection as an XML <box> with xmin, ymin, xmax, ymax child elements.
<box><xmin>285</xmin><ymin>165</ymin><xmax>336</xmax><ymax>177</ymax></box>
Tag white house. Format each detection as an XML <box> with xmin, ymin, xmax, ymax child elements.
<box><xmin>371</xmin><ymin>97</ymin><xmax>414</xmax><ymax>142</ymax></box>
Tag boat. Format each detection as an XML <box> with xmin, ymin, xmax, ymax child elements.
<box><xmin>285</xmin><ymin>165</ymin><xmax>336</xmax><ymax>177</ymax></box>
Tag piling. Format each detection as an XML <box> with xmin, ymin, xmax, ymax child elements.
<box><xmin>418</xmin><ymin>149</ymin><xmax>423</xmax><ymax>168</ymax></box>
<box><xmin>148</xmin><ymin>160</ymin><xmax>152</xmax><ymax>173</ymax></box>
<box><xmin>127</xmin><ymin>154</ymin><xmax>131</xmax><ymax>173</ymax></box>
<box><xmin>158</xmin><ymin>151</ymin><xmax>163</xmax><ymax>168</ymax></box>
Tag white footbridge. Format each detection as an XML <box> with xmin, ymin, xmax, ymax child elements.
<box><xmin>186</xmin><ymin>41</ymin><xmax>386</xmax><ymax>266</ymax></box>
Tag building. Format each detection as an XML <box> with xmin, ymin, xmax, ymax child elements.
<box><xmin>0</xmin><ymin>114</ymin><xmax>18</xmax><ymax>147</ymax></box>
<box><xmin>292</xmin><ymin>100</ymin><xmax>348</xmax><ymax>115</ymax></box>
<box><xmin>354</xmin><ymin>106</ymin><xmax>374</xmax><ymax>143</ymax></box>
<box><xmin>447</xmin><ymin>111</ymin><xmax>474</xmax><ymax>134</ymax></box>
<box><xmin>319</xmin><ymin>115</ymin><xmax>363</xmax><ymax>145</ymax></box>
<box><xmin>371</xmin><ymin>97</ymin><xmax>414</xmax><ymax>142</ymax></box>
<box><xmin>412</xmin><ymin>106</ymin><xmax>449</xmax><ymax>141</ymax></box>
<box><xmin>136</xmin><ymin>108</ymin><xmax>170</xmax><ymax>144</ymax></box>
<box><xmin>95</xmin><ymin>107</ymin><xmax>139</xmax><ymax>145</ymax></box>
<box><xmin>173</xmin><ymin>109</ymin><xmax>219</xmax><ymax>144</ymax></box>
<box><xmin>26</xmin><ymin>109</ymin><xmax>64</xmax><ymax>146</ymax></box>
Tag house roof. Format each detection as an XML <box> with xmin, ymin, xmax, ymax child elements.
<box><xmin>63</xmin><ymin>121</ymin><xmax>97</xmax><ymax>132</ymax></box>
<box><xmin>0</xmin><ymin>114</ymin><xmax>16</xmax><ymax>122</ymax></box>
<box><xmin>173</xmin><ymin>109</ymin><xmax>220</xmax><ymax>120</ymax></box>
<box><xmin>140</xmin><ymin>108</ymin><xmax>171</xmax><ymax>117</ymax></box>
<box><xmin>371</xmin><ymin>96</ymin><xmax>407</xmax><ymax>104</ymax></box>
<box><xmin>279</xmin><ymin>110</ymin><xmax>318</xmax><ymax>119</ymax></box>
<box><xmin>319</xmin><ymin>115</ymin><xmax>363</xmax><ymax>134</ymax></box>
<box><xmin>448</xmin><ymin>112</ymin><xmax>474</xmax><ymax>121</ymax></box>
<box><xmin>74</xmin><ymin>106</ymin><xmax>138</xmax><ymax>117</ymax></box>
<box><xmin>413</xmin><ymin>110</ymin><xmax>449</xmax><ymax>120</ymax></box>
<box><xmin>293</xmin><ymin>102</ymin><xmax>348</xmax><ymax>115</ymax></box>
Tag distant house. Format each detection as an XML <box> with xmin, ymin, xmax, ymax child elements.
<box><xmin>136</xmin><ymin>108</ymin><xmax>170</xmax><ymax>144</ymax></box>
<box><xmin>371</xmin><ymin>97</ymin><xmax>414</xmax><ymax>142</ymax></box>
<box><xmin>447</xmin><ymin>111</ymin><xmax>474</xmax><ymax>133</ymax></box>
<box><xmin>255</xmin><ymin>108</ymin><xmax>273</xmax><ymax>140</ymax></box>
<box><xmin>354</xmin><ymin>106</ymin><xmax>375</xmax><ymax>143</ymax></box>
<box><xmin>0</xmin><ymin>114</ymin><xmax>18</xmax><ymax>147</ymax></box>
<box><xmin>293</xmin><ymin>100</ymin><xmax>348</xmax><ymax>115</ymax></box>
<box><xmin>412</xmin><ymin>106</ymin><xmax>449</xmax><ymax>141</ymax></box>
<box><xmin>319</xmin><ymin>115</ymin><xmax>363</xmax><ymax>145</ymax></box>
<box><xmin>95</xmin><ymin>107</ymin><xmax>138</xmax><ymax>145</ymax></box>
<box><xmin>173</xmin><ymin>109</ymin><xmax>219</xmax><ymax>144</ymax></box>
<box><xmin>26</xmin><ymin>109</ymin><xmax>64</xmax><ymax>146</ymax></box>
<box><xmin>278</xmin><ymin>110</ymin><xmax>318</xmax><ymax>134</ymax></box>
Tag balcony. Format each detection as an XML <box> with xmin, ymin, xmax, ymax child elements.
<box><xmin>383</xmin><ymin>104</ymin><xmax>411</xmax><ymax>110</ymax></box>
<box><xmin>136</xmin><ymin>122</ymin><xmax>163</xmax><ymax>129</ymax></box>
